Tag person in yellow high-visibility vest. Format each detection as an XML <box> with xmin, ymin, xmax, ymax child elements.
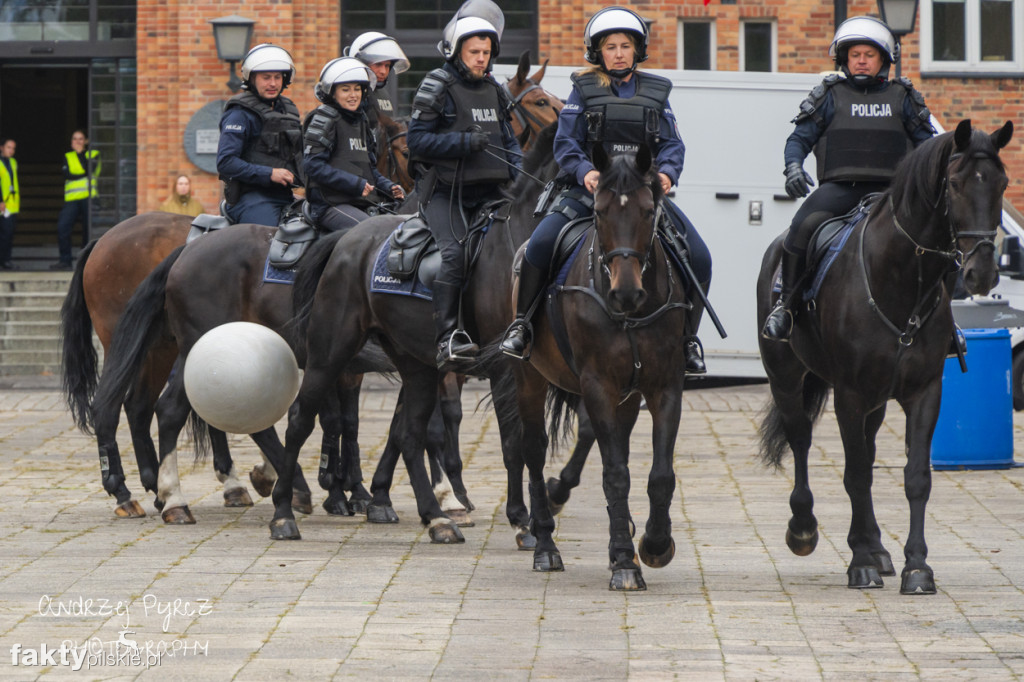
<box><xmin>0</xmin><ymin>138</ymin><xmax>18</xmax><ymax>270</ymax></box>
<box><xmin>51</xmin><ymin>129</ymin><xmax>100</xmax><ymax>270</ymax></box>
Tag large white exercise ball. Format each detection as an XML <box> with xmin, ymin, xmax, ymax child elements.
<box><xmin>183</xmin><ymin>322</ymin><xmax>300</xmax><ymax>434</ymax></box>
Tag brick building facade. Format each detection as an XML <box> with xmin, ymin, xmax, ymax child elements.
<box><xmin>138</xmin><ymin>0</ymin><xmax>1023</xmax><ymax>214</ymax></box>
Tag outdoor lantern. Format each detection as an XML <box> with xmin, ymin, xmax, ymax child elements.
<box><xmin>876</xmin><ymin>0</ymin><xmax>919</xmax><ymax>37</ymax></box>
<box><xmin>209</xmin><ymin>15</ymin><xmax>256</xmax><ymax>93</ymax></box>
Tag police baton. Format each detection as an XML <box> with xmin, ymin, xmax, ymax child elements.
<box><xmin>676</xmin><ymin>246</ymin><xmax>728</xmax><ymax>340</ymax></box>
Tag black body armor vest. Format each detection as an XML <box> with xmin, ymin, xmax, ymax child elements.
<box><xmin>573</xmin><ymin>71</ymin><xmax>672</xmax><ymax>156</ymax></box>
<box><xmin>303</xmin><ymin>105</ymin><xmax>377</xmax><ymax>207</ymax></box>
<box><xmin>367</xmin><ymin>89</ymin><xmax>396</xmax><ymax>129</ymax></box>
<box><xmin>221</xmin><ymin>91</ymin><xmax>303</xmax><ymax>197</ymax></box>
<box><xmin>814</xmin><ymin>81</ymin><xmax>912</xmax><ymax>183</ymax></box>
<box><xmin>411</xmin><ymin>68</ymin><xmax>511</xmax><ymax>187</ymax></box>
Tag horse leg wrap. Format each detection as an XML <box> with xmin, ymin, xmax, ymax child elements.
<box><xmin>606</xmin><ymin>501</ymin><xmax>636</xmax><ymax>563</ymax></box>
<box><xmin>528</xmin><ymin>481</ymin><xmax>556</xmax><ymax>536</ymax></box>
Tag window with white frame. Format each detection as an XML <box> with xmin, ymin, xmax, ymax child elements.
<box><xmin>741</xmin><ymin>20</ymin><xmax>776</xmax><ymax>72</ymax></box>
<box><xmin>678</xmin><ymin>20</ymin><xmax>715</xmax><ymax>70</ymax></box>
<box><xmin>921</xmin><ymin>0</ymin><xmax>1023</xmax><ymax>73</ymax></box>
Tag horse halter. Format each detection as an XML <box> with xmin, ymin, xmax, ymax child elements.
<box><xmin>502</xmin><ymin>78</ymin><xmax>549</xmax><ymax>148</ymax></box>
<box><xmin>594</xmin><ymin>186</ymin><xmax>658</xmax><ymax>278</ymax></box>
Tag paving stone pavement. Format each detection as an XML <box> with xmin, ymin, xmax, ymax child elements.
<box><xmin>2</xmin><ymin>375</ymin><xmax>1024</xmax><ymax>680</ymax></box>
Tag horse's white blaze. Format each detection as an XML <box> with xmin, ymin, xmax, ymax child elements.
<box><xmin>216</xmin><ymin>464</ymin><xmax>245</xmax><ymax>494</ymax></box>
<box><xmin>433</xmin><ymin>472</ymin><xmax>466</xmax><ymax>512</ymax></box>
<box><xmin>620</xmin><ymin>194</ymin><xmax>629</xmax><ymax>207</ymax></box>
<box><xmin>157</xmin><ymin>450</ymin><xmax>188</xmax><ymax>511</ymax></box>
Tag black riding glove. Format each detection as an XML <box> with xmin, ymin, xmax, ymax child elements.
<box><xmin>784</xmin><ymin>162</ymin><xmax>814</xmax><ymax>199</ymax></box>
<box><xmin>467</xmin><ymin>132</ymin><xmax>489</xmax><ymax>152</ymax></box>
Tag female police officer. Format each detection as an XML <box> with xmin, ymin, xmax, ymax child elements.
<box><xmin>499</xmin><ymin>6</ymin><xmax>711</xmax><ymax>374</ymax></box>
<box><xmin>302</xmin><ymin>57</ymin><xmax>404</xmax><ymax>233</ymax></box>
<box><xmin>761</xmin><ymin>16</ymin><xmax>935</xmax><ymax>341</ymax></box>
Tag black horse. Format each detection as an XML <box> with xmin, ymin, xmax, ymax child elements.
<box><xmin>756</xmin><ymin>119</ymin><xmax>1011</xmax><ymax>594</ymax></box>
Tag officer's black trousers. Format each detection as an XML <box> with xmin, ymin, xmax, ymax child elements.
<box><xmin>784</xmin><ymin>180</ymin><xmax>888</xmax><ymax>253</ymax></box>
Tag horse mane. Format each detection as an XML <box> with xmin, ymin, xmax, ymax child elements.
<box><xmin>598</xmin><ymin>151</ymin><xmax>664</xmax><ymax>205</ymax></box>
<box><xmin>884</xmin><ymin>126</ymin><xmax>1005</xmax><ymax>220</ymax></box>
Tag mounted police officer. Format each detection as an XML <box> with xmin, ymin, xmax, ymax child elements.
<box><xmin>499</xmin><ymin>6</ymin><xmax>712</xmax><ymax>375</ymax></box>
<box><xmin>346</xmin><ymin>32</ymin><xmax>411</xmax><ymax>130</ymax></box>
<box><xmin>407</xmin><ymin>0</ymin><xmax>522</xmax><ymax>369</ymax></box>
<box><xmin>303</xmin><ymin>57</ymin><xmax>405</xmax><ymax>233</ymax></box>
<box><xmin>217</xmin><ymin>44</ymin><xmax>303</xmax><ymax>227</ymax></box>
<box><xmin>761</xmin><ymin>16</ymin><xmax>936</xmax><ymax>342</ymax></box>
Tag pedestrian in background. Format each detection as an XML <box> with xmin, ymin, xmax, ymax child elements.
<box><xmin>52</xmin><ymin>129</ymin><xmax>100</xmax><ymax>270</ymax></box>
<box><xmin>0</xmin><ymin>137</ymin><xmax>19</xmax><ymax>270</ymax></box>
<box><xmin>158</xmin><ymin>174</ymin><xmax>205</xmax><ymax>217</ymax></box>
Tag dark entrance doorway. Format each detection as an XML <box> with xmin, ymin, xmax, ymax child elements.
<box><xmin>0</xmin><ymin>65</ymin><xmax>89</xmax><ymax>265</ymax></box>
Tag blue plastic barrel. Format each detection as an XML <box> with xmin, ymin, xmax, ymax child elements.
<box><xmin>931</xmin><ymin>328</ymin><xmax>1015</xmax><ymax>469</ymax></box>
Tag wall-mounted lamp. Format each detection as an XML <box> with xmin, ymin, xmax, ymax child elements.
<box><xmin>876</xmin><ymin>0</ymin><xmax>919</xmax><ymax>79</ymax></box>
<box><xmin>209</xmin><ymin>15</ymin><xmax>256</xmax><ymax>93</ymax></box>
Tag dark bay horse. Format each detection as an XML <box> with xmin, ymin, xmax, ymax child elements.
<box><xmin>503</xmin><ymin>51</ymin><xmax>564</xmax><ymax>150</ymax></box>
<box><xmin>500</xmin><ymin>144</ymin><xmax>692</xmax><ymax>591</ymax></box>
<box><xmin>756</xmin><ymin>120</ymin><xmax>1011</xmax><ymax>594</ymax></box>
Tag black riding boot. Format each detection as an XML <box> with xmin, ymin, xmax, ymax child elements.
<box><xmin>761</xmin><ymin>248</ymin><xmax>806</xmax><ymax>342</ymax></box>
<box><xmin>433</xmin><ymin>281</ymin><xmax>478</xmax><ymax>368</ymax></box>
<box><xmin>500</xmin><ymin>261</ymin><xmax>548</xmax><ymax>360</ymax></box>
<box><xmin>683</xmin><ymin>291</ymin><xmax>707</xmax><ymax>375</ymax></box>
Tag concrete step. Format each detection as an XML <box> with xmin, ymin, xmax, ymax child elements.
<box><xmin>0</xmin><ymin>277</ymin><xmax>73</xmax><ymax>294</ymax></box>
<box><xmin>0</xmin><ymin>307</ymin><xmax>66</xmax><ymax>323</ymax></box>
<box><xmin>0</xmin><ymin>349</ymin><xmax>61</xmax><ymax>374</ymax></box>
<box><xmin>0</xmin><ymin>292</ymin><xmax>66</xmax><ymax>309</ymax></box>
<box><xmin>0</xmin><ymin>321</ymin><xmax>61</xmax><ymax>337</ymax></box>
<box><xmin>0</xmin><ymin>336</ymin><xmax>61</xmax><ymax>351</ymax></box>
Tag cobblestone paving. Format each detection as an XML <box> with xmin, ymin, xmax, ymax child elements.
<box><xmin>2</xmin><ymin>376</ymin><xmax>1024</xmax><ymax>680</ymax></box>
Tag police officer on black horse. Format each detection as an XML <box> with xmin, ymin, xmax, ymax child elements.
<box><xmin>346</xmin><ymin>31</ymin><xmax>411</xmax><ymax>130</ymax></box>
<box><xmin>499</xmin><ymin>6</ymin><xmax>712</xmax><ymax>375</ymax></box>
<box><xmin>407</xmin><ymin>0</ymin><xmax>523</xmax><ymax>369</ymax></box>
<box><xmin>761</xmin><ymin>16</ymin><xmax>936</xmax><ymax>341</ymax></box>
<box><xmin>217</xmin><ymin>43</ymin><xmax>304</xmax><ymax>227</ymax></box>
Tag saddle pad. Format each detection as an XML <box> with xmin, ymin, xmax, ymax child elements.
<box><xmin>802</xmin><ymin>210</ymin><xmax>868</xmax><ymax>302</ymax></box>
<box><xmin>370</xmin><ymin>242</ymin><xmax>433</xmax><ymax>300</ymax></box>
<box><xmin>263</xmin><ymin>253</ymin><xmax>296</xmax><ymax>285</ymax></box>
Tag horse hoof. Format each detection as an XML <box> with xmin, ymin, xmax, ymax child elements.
<box><xmin>609</xmin><ymin>567</ymin><xmax>647</xmax><ymax>591</ymax></box>
<box><xmin>515</xmin><ymin>526</ymin><xmax>536</xmax><ymax>551</ymax></box>
<box><xmin>152</xmin><ymin>496</ymin><xmax>165</xmax><ymax>512</ymax></box>
<box><xmin>428</xmin><ymin>519</ymin><xmax>465</xmax><ymax>544</ymax></box>
<box><xmin>638</xmin><ymin>535</ymin><xmax>675</xmax><ymax>569</ymax></box>
<box><xmin>161</xmin><ymin>506</ymin><xmax>196</xmax><ymax>525</ymax></box>
<box><xmin>533</xmin><ymin>550</ymin><xmax>564</xmax><ymax>572</ymax></box>
<box><xmin>322</xmin><ymin>496</ymin><xmax>352</xmax><ymax>517</ymax></box>
<box><xmin>348</xmin><ymin>496</ymin><xmax>371</xmax><ymax>515</ymax></box>
<box><xmin>249</xmin><ymin>467</ymin><xmax>275</xmax><ymax>497</ymax></box>
<box><xmin>546</xmin><ymin>477</ymin><xmax>567</xmax><ymax>515</ymax></box>
<box><xmin>223</xmin><ymin>488</ymin><xmax>253</xmax><ymax>508</ymax></box>
<box><xmin>445</xmin><ymin>509</ymin><xmax>475</xmax><ymax>527</ymax></box>
<box><xmin>269</xmin><ymin>518</ymin><xmax>301</xmax><ymax>540</ymax></box>
<box><xmin>114</xmin><ymin>500</ymin><xmax>146</xmax><ymax>519</ymax></box>
<box><xmin>873</xmin><ymin>550</ymin><xmax>896</xmax><ymax>577</ymax></box>
<box><xmin>900</xmin><ymin>568</ymin><xmax>936</xmax><ymax>595</ymax></box>
<box><xmin>786</xmin><ymin>527</ymin><xmax>819</xmax><ymax>556</ymax></box>
<box><xmin>292</xmin><ymin>491</ymin><xmax>313</xmax><ymax>516</ymax></box>
<box><xmin>366</xmin><ymin>503</ymin><xmax>400</xmax><ymax>524</ymax></box>
<box><xmin>847</xmin><ymin>565</ymin><xmax>884</xmax><ymax>589</ymax></box>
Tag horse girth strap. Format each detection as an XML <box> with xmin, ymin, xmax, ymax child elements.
<box><xmin>857</xmin><ymin>214</ymin><xmax>944</xmax><ymax>347</ymax></box>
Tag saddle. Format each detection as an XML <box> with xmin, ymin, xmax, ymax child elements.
<box><xmin>268</xmin><ymin>201</ymin><xmax>318</xmax><ymax>269</ymax></box>
<box><xmin>800</xmin><ymin>194</ymin><xmax>879</xmax><ymax>302</ymax></box>
<box><xmin>385</xmin><ymin>198</ymin><xmax>509</xmax><ymax>290</ymax></box>
<box><xmin>186</xmin><ymin>208</ymin><xmax>232</xmax><ymax>243</ymax></box>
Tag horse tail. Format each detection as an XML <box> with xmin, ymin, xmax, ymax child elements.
<box><xmin>90</xmin><ymin>245</ymin><xmax>185</xmax><ymax>431</ymax></box>
<box><xmin>60</xmin><ymin>240</ymin><xmax>99</xmax><ymax>433</ymax></box>
<box><xmin>546</xmin><ymin>386</ymin><xmax>580</xmax><ymax>457</ymax></box>
<box><xmin>291</xmin><ymin>230</ymin><xmax>345</xmax><ymax>351</ymax></box>
<box><xmin>758</xmin><ymin>374</ymin><xmax>829</xmax><ymax>469</ymax></box>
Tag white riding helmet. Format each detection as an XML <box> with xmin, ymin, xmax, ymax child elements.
<box><xmin>829</xmin><ymin>16</ymin><xmax>899</xmax><ymax>65</ymax></box>
<box><xmin>346</xmin><ymin>32</ymin><xmax>411</xmax><ymax>75</ymax></box>
<box><xmin>314</xmin><ymin>57</ymin><xmax>377</xmax><ymax>104</ymax></box>
<box><xmin>438</xmin><ymin>0</ymin><xmax>504</xmax><ymax>62</ymax></box>
<box><xmin>241</xmin><ymin>43</ymin><xmax>296</xmax><ymax>88</ymax></box>
<box><xmin>584</xmin><ymin>6</ymin><xmax>649</xmax><ymax>65</ymax></box>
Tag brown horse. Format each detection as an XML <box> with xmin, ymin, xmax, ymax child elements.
<box><xmin>375</xmin><ymin>114</ymin><xmax>413</xmax><ymax>193</ymax></box>
<box><xmin>503</xmin><ymin>51</ymin><xmax>564</xmax><ymax>150</ymax></box>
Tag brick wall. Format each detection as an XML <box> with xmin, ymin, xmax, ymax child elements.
<box><xmin>135</xmin><ymin>0</ymin><xmax>1023</xmax><ymax>211</ymax></box>
<box><xmin>136</xmin><ymin>0</ymin><xmax>338</xmax><ymax>214</ymax></box>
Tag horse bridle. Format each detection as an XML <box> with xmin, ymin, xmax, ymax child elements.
<box><xmin>379</xmin><ymin>127</ymin><xmax>408</xmax><ymax>185</ymax></box>
<box><xmin>502</xmin><ymin>78</ymin><xmax>552</xmax><ymax>149</ymax></box>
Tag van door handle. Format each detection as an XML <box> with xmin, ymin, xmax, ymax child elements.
<box><xmin>715</xmin><ymin>192</ymin><xmax>740</xmax><ymax>200</ymax></box>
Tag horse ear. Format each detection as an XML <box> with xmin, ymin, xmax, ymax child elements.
<box><xmin>592</xmin><ymin>143</ymin><xmax>609</xmax><ymax>173</ymax></box>
<box><xmin>954</xmin><ymin>119</ymin><xmax>972</xmax><ymax>152</ymax></box>
<box><xmin>531</xmin><ymin>59</ymin><xmax>549</xmax><ymax>84</ymax></box>
<box><xmin>992</xmin><ymin>120</ymin><xmax>1014</xmax><ymax>150</ymax></box>
<box><xmin>515</xmin><ymin>51</ymin><xmax>531</xmax><ymax>85</ymax></box>
<box><xmin>636</xmin><ymin>144</ymin><xmax>652</xmax><ymax>175</ymax></box>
